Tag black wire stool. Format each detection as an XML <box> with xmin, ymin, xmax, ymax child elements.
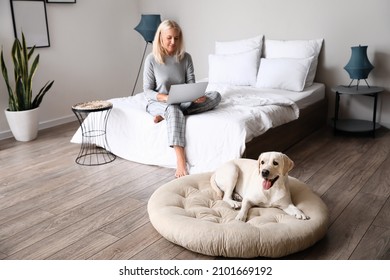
<box><xmin>72</xmin><ymin>100</ymin><xmax>116</xmax><ymax>166</ymax></box>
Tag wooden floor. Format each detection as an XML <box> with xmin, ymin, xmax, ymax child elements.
<box><xmin>0</xmin><ymin>121</ymin><xmax>389</xmax><ymax>260</ymax></box>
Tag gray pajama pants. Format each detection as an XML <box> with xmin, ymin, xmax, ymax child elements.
<box><xmin>146</xmin><ymin>91</ymin><xmax>221</xmax><ymax>147</ymax></box>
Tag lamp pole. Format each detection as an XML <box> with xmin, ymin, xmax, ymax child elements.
<box><xmin>131</xmin><ymin>42</ymin><xmax>149</xmax><ymax>96</ymax></box>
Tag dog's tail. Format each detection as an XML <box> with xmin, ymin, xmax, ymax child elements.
<box><xmin>210</xmin><ymin>173</ymin><xmax>223</xmax><ymax>199</ymax></box>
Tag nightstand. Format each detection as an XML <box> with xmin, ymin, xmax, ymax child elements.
<box><xmin>331</xmin><ymin>85</ymin><xmax>384</xmax><ymax>138</ymax></box>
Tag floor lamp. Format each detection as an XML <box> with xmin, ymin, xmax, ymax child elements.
<box><xmin>131</xmin><ymin>14</ymin><xmax>161</xmax><ymax>96</ymax></box>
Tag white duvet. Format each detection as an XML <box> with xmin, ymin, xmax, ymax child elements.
<box><xmin>71</xmin><ymin>85</ymin><xmax>299</xmax><ymax>174</ymax></box>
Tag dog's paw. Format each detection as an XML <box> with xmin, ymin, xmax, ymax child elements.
<box><xmin>235</xmin><ymin>212</ymin><xmax>247</xmax><ymax>222</ymax></box>
<box><xmin>283</xmin><ymin>205</ymin><xmax>310</xmax><ymax>220</ymax></box>
<box><xmin>295</xmin><ymin>213</ymin><xmax>310</xmax><ymax>220</ymax></box>
<box><xmin>225</xmin><ymin>199</ymin><xmax>241</xmax><ymax>209</ymax></box>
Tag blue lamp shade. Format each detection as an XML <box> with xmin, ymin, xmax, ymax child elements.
<box><xmin>134</xmin><ymin>14</ymin><xmax>161</xmax><ymax>43</ymax></box>
<box><xmin>344</xmin><ymin>45</ymin><xmax>374</xmax><ymax>80</ymax></box>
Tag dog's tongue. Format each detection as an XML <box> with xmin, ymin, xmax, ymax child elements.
<box><xmin>263</xmin><ymin>179</ymin><xmax>272</xmax><ymax>190</ymax></box>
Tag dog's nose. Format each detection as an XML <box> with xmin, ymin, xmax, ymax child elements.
<box><xmin>262</xmin><ymin>169</ymin><xmax>270</xmax><ymax>178</ymax></box>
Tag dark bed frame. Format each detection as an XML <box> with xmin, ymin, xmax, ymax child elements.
<box><xmin>244</xmin><ymin>97</ymin><xmax>328</xmax><ymax>159</ymax></box>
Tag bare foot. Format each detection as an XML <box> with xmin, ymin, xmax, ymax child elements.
<box><xmin>154</xmin><ymin>115</ymin><xmax>164</xmax><ymax>123</ymax></box>
<box><xmin>175</xmin><ymin>162</ymin><xmax>188</xmax><ymax>178</ymax></box>
<box><xmin>174</xmin><ymin>146</ymin><xmax>188</xmax><ymax>178</ymax></box>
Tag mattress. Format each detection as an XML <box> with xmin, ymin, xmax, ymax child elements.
<box><xmin>259</xmin><ymin>83</ymin><xmax>325</xmax><ymax>109</ymax></box>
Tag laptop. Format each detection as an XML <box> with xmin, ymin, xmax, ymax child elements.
<box><xmin>166</xmin><ymin>82</ymin><xmax>208</xmax><ymax>105</ymax></box>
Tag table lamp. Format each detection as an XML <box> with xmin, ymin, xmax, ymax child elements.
<box><xmin>131</xmin><ymin>14</ymin><xmax>161</xmax><ymax>96</ymax></box>
<box><xmin>344</xmin><ymin>45</ymin><xmax>374</xmax><ymax>90</ymax></box>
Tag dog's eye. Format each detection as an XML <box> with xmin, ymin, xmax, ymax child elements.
<box><xmin>261</xmin><ymin>160</ymin><xmax>264</xmax><ymax>165</ymax></box>
<box><xmin>273</xmin><ymin>161</ymin><xmax>279</xmax><ymax>166</ymax></box>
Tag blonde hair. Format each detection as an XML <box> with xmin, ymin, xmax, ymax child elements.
<box><xmin>152</xmin><ymin>20</ymin><xmax>185</xmax><ymax>64</ymax></box>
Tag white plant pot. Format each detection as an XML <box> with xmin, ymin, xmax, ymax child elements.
<box><xmin>4</xmin><ymin>107</ymin><xmax>40</xmax><ymax>142</ymax></box>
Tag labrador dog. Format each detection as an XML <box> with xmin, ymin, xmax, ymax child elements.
<box><xmin>210</xmin><ymin>151</ymin><xmax>309</xmax><ymax>221</ymax></box>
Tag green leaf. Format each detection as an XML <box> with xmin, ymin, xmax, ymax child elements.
<box><xmin>27</xmin><ymin>54</ymin><xmax>39</xmax><ymax>106</ymax></box>
<box><xmin>28</xmin><ymin>45</ymin><xmax>36</xmax><ymax>60</ymax></box>
<box><xmin>32</xmin><ymin>80</ymin><xmax>54</xmax><ymax>108</ymax></box>
<box><xmin>1</xmin><ymin>48</ymin><xmax>13</xmax><ymax>99</ymax></box>
<box><xmin>15</xmin><ymin>77</ymin><xmax>25</xmax><ymax>110</ymax></box>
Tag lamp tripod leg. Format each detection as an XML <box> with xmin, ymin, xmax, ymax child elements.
<box><xmin>131</xmin><ymin>42</ymin><xmax>149</xmax><ymax>96</ymax></box>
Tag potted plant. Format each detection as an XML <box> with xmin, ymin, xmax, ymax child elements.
<box><xmin>1</xmin><ymin>33</ymin><xmax>54</xmax><ymax>141</ymax></box>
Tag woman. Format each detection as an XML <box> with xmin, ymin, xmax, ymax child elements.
<box><xmin>143</xmin><ymin>20</ymin><xmax>221</xmax><ymax>178</ymax></box>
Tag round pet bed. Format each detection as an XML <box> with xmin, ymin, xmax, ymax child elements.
<box><xmin>147</xmin><ymin>172</ymin><xmax>329</xmax><ymax>258</ymax></box>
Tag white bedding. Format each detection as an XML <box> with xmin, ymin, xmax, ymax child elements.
<box><xmin>71</xmin><ymin>83</ymin><xmax>324</xmax><ymax>174</ymax></box>
<box><xmin>207</xmin><ymin>82</ymin><xmax>325</xmax><ymax>109</ymax></box>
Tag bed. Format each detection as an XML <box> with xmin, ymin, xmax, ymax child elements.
<box><xmin>243</xmin><ymin>83</ymin><xmax>327</xmax><ymax>159</ymax></box>
<box><xmin>71</xmin><ymin>36</ymin><xmax>327</xmax><ymax>174</ymax></box>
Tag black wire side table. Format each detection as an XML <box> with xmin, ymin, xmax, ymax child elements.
<box><xmin>72</xmin><ymin>100</ymin><xmax>116</xmax><ymax>166</ymax></box>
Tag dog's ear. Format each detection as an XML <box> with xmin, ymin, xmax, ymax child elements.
<box><xmin>283</xmin><ymin>154</ymin><xmax>294</xmax><ymax>175</ymax></box>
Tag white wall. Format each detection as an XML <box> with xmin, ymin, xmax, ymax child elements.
<box><xmin>1</xmin><ymin>0</ymin><xmax>390</xmax><ymax>140</ymax></box>
<box><xmin>140</xmin><ymin>0</ymin><xmax>390</xmax><ymax>127</ymax></box>
<box><xmin>0</xmin><ymin>0</ymin><xmax>142</xmax><ymax>139</ymax></box>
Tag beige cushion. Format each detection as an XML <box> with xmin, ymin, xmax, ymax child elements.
<box><xmin>148</xmin><ymin>173</ymin><xmax>329</xmax><ymax>258</ymax></box>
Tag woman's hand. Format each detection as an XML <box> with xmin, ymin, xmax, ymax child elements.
<box><xmin>194</xmin><ymin>96</ymin><xmax>207</xmax><ymax>104</ymax></box>
<box><xmin>157</xmin><ymin>93</ymin><xmax>169</xmax><ymax>102</ymax></box>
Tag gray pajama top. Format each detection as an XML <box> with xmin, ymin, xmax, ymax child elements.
<box><xmin>143</xmin><ymin>52</ymin><xmax>195</xmax><ymax>101</ymax></box>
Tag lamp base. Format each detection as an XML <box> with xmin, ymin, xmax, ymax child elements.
<box><xmin>347</xmin><ymin>79</ymin><xmax>370</xmax><ymax>90</ymax></box>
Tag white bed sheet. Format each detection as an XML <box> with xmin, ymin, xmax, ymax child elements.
<box><xmin>71</xmin><ymin>83</ymin><xmax>324</xmax><ymax>174</ymax></box>
<box><xmin>207</xmin><ymin>82</ymin><xmax>325</xmax><ymax>109</ymax></box>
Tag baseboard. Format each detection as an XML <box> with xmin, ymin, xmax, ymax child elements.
<box><xmin>0</xmin><ymin>114</ymin><xmax>76</xmax><ymax>141</ymax></box>
<box><xmin>379</xmin><ymin>121</ymin><xmax>390</xmax><ymax>129</ymax></box>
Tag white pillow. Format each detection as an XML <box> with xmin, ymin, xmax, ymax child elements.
<box><xmin>209</xmin><ymin>49</ymin><xmax>259</xmax><ymax>86</ymax></box>
<box><xmin>256</xmin><ymin>57</ymin><xmax>313</xmax><ymax>92</ymax></box>
<box><xmin>264</xmin><ymin>39</ymin><xmax>323</xmax><ymax>87</ymax></box>
<box><xmin>215</xmin><ymin>35</ymin><xmax>264</xmax><ymax>55</ymax></box>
